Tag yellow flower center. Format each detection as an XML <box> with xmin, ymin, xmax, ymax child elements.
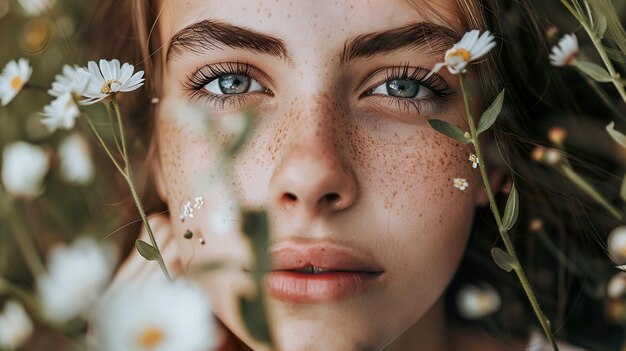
<box><xmin>10</xmin><ymin>76</ymin><xmax>23</xmax><ymax>90</ymax></box>
<box><xmin>447</xmin><ymin>48</ymin><xmax>471</xmax><ymax>62</ymax></box>
<box><xmin>100</xmin><ymin>79</ymin><xmax>122</xmax><ymax>94</ymax></box>
<box><xmin>137</xmin><ymin>327</ymin><xmax>165</xmax><ymax>349</ymax></box>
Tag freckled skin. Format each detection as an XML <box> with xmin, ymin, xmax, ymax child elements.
<box><xmin>154</xmin><ymin>1</ymin><xmax>484</xmax><ymax>350</ymax></box>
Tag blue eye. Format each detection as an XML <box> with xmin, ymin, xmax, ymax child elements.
<box><xmin>370</xmin><ymin>78</ymin><xmax>433</xmax><ymax>99</ymax></box>
<box><xmin>203</xmin><ymin>74</ymin><xmax>265</xmax><ymax>95</ymax></box>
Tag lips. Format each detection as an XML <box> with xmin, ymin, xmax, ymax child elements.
<box><xmin>264</xmin><ymin>241</ymin><xmax>385</xmax><ymax>303</ymax></box>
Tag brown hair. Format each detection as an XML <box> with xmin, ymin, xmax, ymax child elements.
<box><xmin>89</xmin><ymin>1</ymin><xmax>623</xmax><ymax>348</ymax></box>
<box><xmin>89</xmin><ymin>0</ymin><xmax>167</xmax><ymax>260</ymax></box>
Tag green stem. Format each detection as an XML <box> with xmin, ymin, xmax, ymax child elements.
<box><xmin>110</xmin><ymin>97</ymin><xmax>171</xmax><ymax>281</ymax></box>
<box><xmin>111</xmin><ymin>96</ymin><xmax>129</xmax><ymax>163</ymax></box>
<box><xmin>582</xmin><ymin>75</ymin><xmax>625</xmax><ymax>120</ymax></box>
<box><xmin>460</xmin><ymin>76</ymin><xmax>510</xmax><ymax>253</ymax></box>
<box><xmin>0</xmin><ymin>276</ymin><xmax>89</xmax><ymax>351</ymax></box>
<box><xmin>0</xmin><ymin>276</ymin><xmax>41</xmax><ymax>320</ymax></box>
<box><xmin>460</xmin><ymin>75</ymin><xmax>559</xmax><ymax>351</ymax></box>
<box><xmin>561</xmin><ymin>0</ymin><xmax>626</xmax><ymax>105</ymax></box>
<box><xmin>557</xmin><ymin>161</ymin><xmax>624</xmax><ymax>221</ymax></box>
<box><xmin>10</xmin><ymin>207</ymin><xmax>46</xmax><ymax>277</ymax></box>
<box><xmin>585</xmin><ymin>29</ymin><xmax>626</xmax><ymax>105</ymax></box>
<box><xmin>83</xmin><ymin>115</ymin><xmax>125</xmax><ymax>175</ymax></box>
<box><xmin>536</xmin><ymin>230</ymin><xmax>579</xmax><ymax>276</ymax></box>
<box><xmin>104</xmin><ymin>102</ymin><xmax>124</xmax><ymax>156</ymax></box>
<box><xmin>125</xmin><ymin>170</ymin><xmax>171</xmax><ymax>280</ymax></box>
<box><xmin>0</xmin><ymin>190</ymin><xmax>45</xmax><ymax>277</ymax></box>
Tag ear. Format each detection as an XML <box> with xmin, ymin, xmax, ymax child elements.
<box><xmin>149</xmin><ymin>141</ymin><xmax>169</xmax><ymax>203</ymax></box>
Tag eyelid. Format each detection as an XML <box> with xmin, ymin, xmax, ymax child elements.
<box><xmin>203</xmin><ymin>75</ymin><xmax>265</xmax><ymax>95</ymax></box>
<box><xmin>183</xmin><ymin>61</ymin><xmax>275</xmax><ymax>94</ymax></box>
<box><xmin>182</xmin><ymin>61</ymin><xmax>274</xmax><ymax>110</ymax></box>
<box><xmin>358</xmin><ymin>64</ymin><xmax>452</xmax><ymax>100</ymax></box>
<box><xmin>356</xmin><ymin>64</ymin><xmax>454</xmax><ymax>116</ymax></box>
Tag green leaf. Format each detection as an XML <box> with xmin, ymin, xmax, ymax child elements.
<box><xmin>226</xmin><ymin>111</ymin><xmax>254</xmax><ymax>156</ymax></box>
<box><xmin>605</xmin><ymin>47</ymin><xmax>626</xmax><ymax>63</ymax></box>
<box><xmin>491</xmin><ymin>247</ymin><xmax>517</xmax><ymax>272</ymax></box>
<box><xmin>594</xmin><ymin>13</ymin><xmax>607</xmax><ymax>38</ymax></box>
<box><xmin>242</xmin><ymin>210</ymin><xmax>270</xmax><ymax>279</ymax></box>
<box><xmin>606</xmin><ymin>121</ymin><xmax>626</xmax><ymax>148</ymax></box>
<box><xmin>502</xmin><ymin>183</ymin><xmax>519</xmax><ymax>231</ymax></box>
<box><xmin>428</xmin><ymin>119</ymin><xmax>471</xmax><ymax>144</ymax></box>
<box><xmin>239</xmin><ymin>294</ymin><xmax>273</xmax><ymax>344</ymax></box>
<box><xmin>135</xmin><ymin>240</ymin><xmax>159</xmax><ymax>261</ymax></box>
<box><xmin>477</xmin><ymin>89</ymin><xmax>505</xmax><ymax>135</ymax></box>
<box><xmin>573</xmin><ymin>61</ymin><xmax>613</xmax><ymax>82</ymax></box>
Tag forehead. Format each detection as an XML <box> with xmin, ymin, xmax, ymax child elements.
<box><xmin>158</xmin><ymin>0</ymin><xmax>465</xmax><ymax>49</ymax></box>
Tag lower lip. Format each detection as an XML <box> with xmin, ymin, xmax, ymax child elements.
<box><xmin>265</xmin><ymin>271</ymin><xmax>383</xmax><ymax>303</ymax></box>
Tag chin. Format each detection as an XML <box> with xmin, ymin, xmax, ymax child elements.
<box><xmin>271</xmin><ymin>317</ymin><xmax>384</xmax><ymax>351</ymax></box>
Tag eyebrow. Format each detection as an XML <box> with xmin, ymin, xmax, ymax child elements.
<box><xmin>340</xmin><ymin>22</ymin><xmax>460</xmax><ymax>63</ymax></box>
<box><xmin>166</xmin><ymin>20</ymin><xmax>459</xmax><ymax>64</ymax></box>
<box><xmin>167</xmin><ymin>20</ymin><xmax>289</xmax><ymax>62</ymax></box>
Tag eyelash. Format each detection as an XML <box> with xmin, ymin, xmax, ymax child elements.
<box><xmin>182</xmin><ymin>62</ymin><xmax>453</xmax><ymax>114</ymax></box>
<box><xmin>182</xmin><ymin>61</ymin><xmax>270</xmax><ymax>109</ymax></box>
<box><xmin>361</xmin><ymin>64</ymin><xmax>453</xmax><ymax>114</ymax></box>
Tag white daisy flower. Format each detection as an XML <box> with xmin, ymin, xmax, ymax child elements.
<box><xmin>456</xmin><ymin>284</ymin><xmax>501</xmax><ymax>319</ymax></box>
<box><xmin>1</xmin><ymin>142</ymin><xmax>49</xmax><ymax>198</ymax></box>
<box><xmin>428</xmin><ymin>30</ymin><xmax>496</xmax><ymax>77</ymax></box>
<box><xmin>58</xmin><ymin>133</ymin><xmax>95</xmax><ymax>185</ymax></box>
<box><xmin>608</xmin><ymin>226</ymin><xmax>626</xmax><ymax>264</ymax></box>
<box><xmin>79</xmin><ymin>59</ymin><xmax>144</xmax><ymax>105</ymax></box>
<box><xmin>94</xmin><ymin>278</ymin><xmax>217</xmax><ymax>351</ymax></box>
<box><xmin>41</xmin><ymin>93</ymin><xmax>80</xmax><ymax>131</ymax></box>
<box><xmin>0</xmin><ymin>59</ymin><xmax>32</xmax><ymax>106</ymax></box>
<box><xmin>37</xmin><ymin>238</ymin><xmax>115</xmax><ymax>323</ymax></box>
<box><xmin>453</xmin><ymin>178</ymin><xmax>469</xmax><ymax>191</ymax></box>
<box><xmin>48</xmin><ymin>64</ymin><xmax>83</xmax><ymax>97</ymax></box>
<box><xmin>468</xmin><ymin>153</ymin><xmax>479</xmax><ymax>169</ymax></box>
<box><xmin>0</xmin><ymin>300</ymin><xmax>33</xmax><ymax>350</ymax></box>
<box><xmin>17</xmin><ymin>0</ymin><xmax>55</xmax><ymax>16</ymax></box>
<box><xmin>549</xmin><ymin>34</ymin><xmax>579</xmax><ymax>67</ymax></box>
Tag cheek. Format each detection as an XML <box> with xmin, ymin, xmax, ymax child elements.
<box><xmin>155</xmin><ymin>101</ymin><xmax>252</xmax><ymax>263</ymax></box>
<box><xmin>156</xmin><ymin>115</ymin><xmax>215</xmax><ymax>209</ymax></box>
<box><xmin>345</xmin><ymin>115</ymin><xmax>477</xmax><ymax>330</ymax></box>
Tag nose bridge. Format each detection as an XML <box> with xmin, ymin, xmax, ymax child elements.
<box><xmin>269</xmin><ymin>94</ymin><xmax>357</xmax><ymax>217</ymax></box>
<box><xmin>282</xmin><ymin>92</ymin><xmax>346</xmax><ymax>165</ymax></box>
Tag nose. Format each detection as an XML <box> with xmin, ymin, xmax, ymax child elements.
<box><xmin>269</xmin><ymin>142</ymin><xmax>358</xmax><ymax>217</ymax></box>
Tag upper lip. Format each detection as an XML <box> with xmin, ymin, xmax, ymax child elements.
<box><xmin>269</xmin><ymin>241</ymin><xmax>384</xmax><ymax>273</ymax></box>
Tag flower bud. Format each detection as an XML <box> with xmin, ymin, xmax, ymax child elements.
<box><xmin>456</xmin><ymin>284</ymin><xmax>501</xmax><ymax>319</ymax></box>
<box><xmin>548</xmin><ymin>127</ymin><xmax>567</xmax><ymax>145</ymax></box>
<box><xmin>1</xmin><ymin>142</ymin><xmax>49</xmax><ymax>198</ymax></box>
<box><xmin>0</xmin><ymin>300</ymin><xmax>33</xmax><ymax>350</ymax></box>
<box><xmin>58</xmin><ymin>134</ymin><xmax>95</xmax><ymax>185</ymax></box>
<box><xmin>609</xmin><ymin>226</ymin><xmax>626</xmax><ymax>264</ymax></box>
<box><xmin>529</xmin><ymin>219</ymin><xmax>543</xmax><ymax>232</ymax></box>
<box><xmin>608</xmin><ymin>272</ymin><xmax>626</xmax><ymax>299</ymax></box>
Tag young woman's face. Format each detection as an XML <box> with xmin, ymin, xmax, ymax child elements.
<box><xmin>154</xmin><ymin>0</ymin><xmax>483</xmax><ymax>349</ymax></box>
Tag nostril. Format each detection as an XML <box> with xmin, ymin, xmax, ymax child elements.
<box><xmin>281</xmin><ymin>193</ymin><xmax>298</xmax><ymax>204</ymax></box>
<box><xmin>322</xmin><ymin>192</ymin><xmax>341</xmax><ymax>203</ymax></box>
